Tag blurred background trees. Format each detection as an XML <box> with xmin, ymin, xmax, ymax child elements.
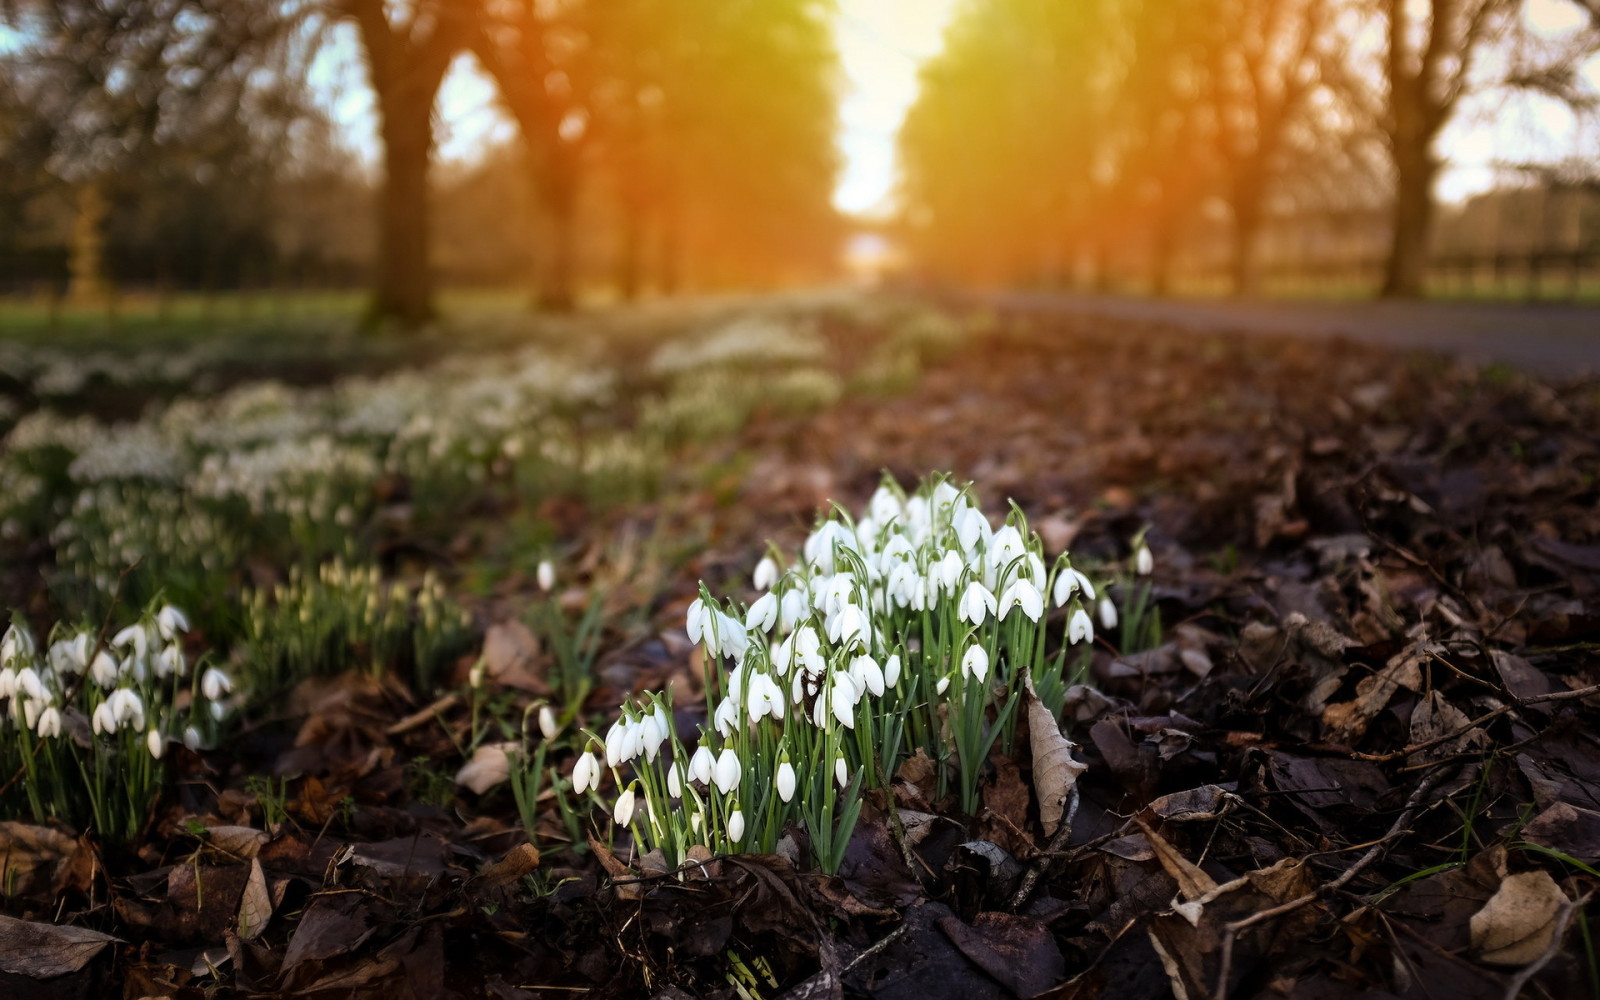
<box><xmin>899</xmin><ymin>0</ymin><xmax>1600</xmax><ymax>297</ymax></box>
<box><xmin>1</xmin><ymin>0</ymin><xmax>1596</xmax><ymax>320</ymax></box>
<box><xmin>0</xmin><ymin>0</ymin><xmax>842</xmax><ymax>326</ymax></box>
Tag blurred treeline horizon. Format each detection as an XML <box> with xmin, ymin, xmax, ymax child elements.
<box><xmin>2</xmin><ymin>0</ymin><xmax>1598</xmax><ymax>330</ymax></box>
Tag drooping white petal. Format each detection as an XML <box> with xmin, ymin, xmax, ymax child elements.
<box><xmin>713</xmin><ymin>748</ymin><xmax>742</xmax><ymax>794</ymax></box>
<box><xmin>777</xmin><ymin>761</ymin><xmax>796</xmax><ymax>802</ymax></box>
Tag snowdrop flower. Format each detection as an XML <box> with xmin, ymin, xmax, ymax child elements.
<box><xmin>850</xmin><ymin>654</ymin><xmax>885</xmax><ymax>697</ymax></box>
<box><xmin>1</xmin><ymin>623</ymin><xmax>35</xmax><ymax>662</ymax></box>
<box><xmin>686</xmin><ymin>597</ymin><xmax>709</xmax><ymax>644</ymax></box>
<box><xmin>804</xmin><ymin>520</ymin><xmax>854</xmax><ymax>574</ymax></box>
<box><xmin>667</xmin><ymin>763</ymin><xmax>684</xmax><ymax>798</ymax></box>
<box><xmin>727</xmin><ymin>809</ymin><xmax>746</xmax><ymax>843</ymax></box>
<box><xmin>1099</xmin><ymin>597</ymin><xmax>1119</xmax><ymax>630</ymax></box>
<box><xmin>955</xmin><ymin>507</ymin><xmax>989</xmax><ymax>553</ymax></box>
<box><xmin>536</xmin><ymin>560</ymin><xmax>556</xmax><ymax>592</ymax></box>
<box><xmin>777</xmin><ymin>760</ymin><xmax>796</xmax><ymax>803</ymax></box>
<box><xmin>884</xmin><ymin>653</ymin><xmax>902</xmax><ymax>688</ymax></box>
<box><xmin>823</xmin><ymin>573</ymin><xmax>856</xmax><ymax>615</ymax></box>
<box><xmin>49</xmin><ymin>634</ymin><xmax>89</xmax><ymax>676</ymax></box>
<box><xmin>868</xmin><ymin>484</ymin><xmax>902</xmax><ymax>525</ymax></box>
<box><xmin>1069</xmin><ymin>607</ymin><xmax>1094</xmax><ymax>645</ymax></box>
<box><xmin>795</xmin><ymin>627</ymin><xmax>826</xmax><ymax>676</ymax></box>
<box><xmin>958</xmin><ymin>582</ymin><xmax>997</xmax><ymax>626</ymax></box>
<box><xmin>962</xmin><ymin>645</ymin><xmax>990</xmax><ymax>684</ymax></box>
<box><xmin>183</xmin><ymin>726</ymin><xmax>203</xmax><ymax>752</ymax></box>
<box><xmin>1136</xmin><ymin>545</ymin><xmax>1154</xmax><ymax>576</ymax></box>
<box><xmin>22</xmin><ymin>697</ymin><xmax>47</xmax><ymax>729</ymax></box>
<box><xmin>92</xmin><ymin>701</ymin><xmax>117</xmax><ymax>735</ymax></box>
<box><xmin>36</xmin><ymin>706</ymin><xmax>61</xmax><ymax>739</ymax></box>
<box><xmin>604</xmin><ymin>719</ymin><xmax>629</xmax><ymax>767</ymax></box>
<box><xmin>713</xmin><ymin>696</ymin><xmax>739</xmax><ymax>737</ymax></box>
<box><xmin>90</xmin><ymin>651</ymin><xmax>118</xmax><ymax>689</ymax></box>
<box><xmin>111</xmin><ymin>623</ymin><xmax>147</xmax><ymax>658</ymax></box>
<box><xmin>999</xmin><ymin>579</ymin><xmax>1044</xmax><ymax>623</ymax></box>
<box><xmin>887</xmin><ymin>562</ymin><xmax>920</xmax><ymax>608</ymax></box>
<box><xmin>770</xmin><ymin>634</ymin><xmax>795</xmax><ymax>676</ymax></box>
<box><xmin>714</xmin><ymin>748</ymin><xmax>742</xmax><ymax>794</ymax></box>
<box><xmin>200</xmin><ymin>667</ymin><xmax>232</xmax><ymax>702</ymax></box>
<box><xmin>745</xmin><ymin>593</ymin><xmax>778</xmax><ymax>633</ymax></box>
<box><xmin>108</xmin><ymin>688</ymin><xmax>145</xmax><ymax>730</ymax></box>
<box><xmin>538</xmin><ymin>705</ymin><xmax>560</xmax><ymax>741</ymax></box>
<box><xmin>573</xmin><ymin>751</ymin><xmax>600</xmax><ymax>795</ymax></box>
<box><xmin>779</xmin><ymin>589</ymin><xmax>808</xmax><ymax>633</ymax></box>
<box><xmin>712</xmin><ymin>612</ymin><xmax>749</xmax><ymax>663</ymax></box>
<box><xmin>14</xmin><ymin>667</ymin><xmax>44</xmax><ymax>702</ymax></box>
<box><xmin>210</xmin><ymin>700</ymin><xmax>229</xmax><ymax>722</ymax></box>
<box><xmin>830</xmin><ymin>671</ymin><xmax>857</xmax><ymax>729</ymax></box>
<box><xmin>1053</xmin><ymin>568</ymin><xmax>1096</xmax><ymax>607</ymax></box>
<box><xmin>0</xmin><ymin>667</ymin><xmax>13</xmax><ymax>698</ymax></box>
<box><xmin>154</xmin><ymin>644</ymin><xmax>185</xmax><ymax>679</ymax></box>
<box><xmin>147</xmin><ymin>729</ymin><xmax>165</xmax><ymax>759</ymax></box>
<box><xmin>747</xmin><ymin>672</ymin><xmax>785</xmax><ymax>722</ymax></box>
<box><xmin>689</xmin><ymin>745</ymin><xmax>715</xmax><ymax>785</ymax></box>
<box><xmin>988</xmin><ymin>524</ymin><xmax>1028</xmax><ymax>579</ymax></box>
<box><xmin>155</xmin><ymin>605</ymin><xmax>189</xmax><ymax>641</ymax></box>
<box><xmin>613</xmin><ymin>785</ymin><xmax>637</xmax><ymax>826</ymax></box>
<box><xmin>835</xmin><ymin>755</ymin><xmax>849</xmax><ymax>789</ymax></box>
<box><xmin>753</xmin><ymin>556</ymin><xmax>779</xmax><ymax>591</ymax></box>
<box><xmin>937</xmin><ymin>550</ymin><xmax>964</xmax><ymax>593</ymax></box>
<box><xmin>935</xmin><ymin>675</ymin><xmax>951</xmax><ymax>697</ymax></box>
<box><xmin>828</xmin><ymin>603</ymin><xmax>868</xmax><ymax>648</ymax></box>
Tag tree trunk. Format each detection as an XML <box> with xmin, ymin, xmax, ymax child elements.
<box><xmin>370</xmin><ymin>99</ymin><xmax>436</xmax><ymax>328</ymax></box>
<box><xmin>1381</xmin><ymin>146</ymin><xmax>1436</xmax><ymax>298</ymax></box>
<box><xmin>68</xmin><ymin>181</ymin><xmax>109</xmax><ymax>304</ymax></box>
<box><xmin>535</xmin><ymin>156</ymin><xmax>577</xmax><ymax>312</ymax></box>
<box><xmin>617</xmin><ymin>206</ymin><xmax>643</xmax><ymax>302</ymax></box>
<box><xmin>1228</xmin><ymin>183</ymin><xmax>1264</xmax><ymax>298</ymax></box>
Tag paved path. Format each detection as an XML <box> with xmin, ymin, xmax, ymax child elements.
<box><xmin>981</xmin><ymin>292</ymin><xmax>1600</xmax><ymax>379</ymax></box>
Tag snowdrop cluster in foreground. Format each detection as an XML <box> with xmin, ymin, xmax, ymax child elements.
<box><xmin>575</xmin><ymin>475</ymin><xmax>1109</xmax><ymax>873</ymax></box>
<box><xmin>0</xmin><ymin>603</ymin><xmax>231</xmax><ymax>842</ymax></box>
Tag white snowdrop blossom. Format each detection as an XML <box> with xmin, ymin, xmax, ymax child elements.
<box><xmin>1136</xmin><ymin>545</ymin><xmax>1154</xmax><ymax>576</ymax></box>
<box><xmin>958</xmin><ymin>582</ymin><xmax>997</xmax><ymax>626</ymax></box>
<box><xmin>539</xmin><ymin>705</ymin><xmax>560</xmax><ymax>741</ymax></box>
<box><xmin>714</xmin><ymin>747</ymin><xmax>742</xmax><ymax>794</ymax></box>
<box><xmin>573</xmin><ymin>751</ymin><xmax>600</xmax><ymax>795</ymax></box>
<box><xmin>536</xmin><ymin>560</ymin><xmax>556</xmax><ymax>592</ymax></box>
<box><xmin>1069</xmin><ymin>607</ymin><xmax>1095</xmax><ymax>645</ymax></box>
<box><xmin>689</xmin><ymin>745</ymin><xmax>715</xmax><ymax>785</ymax></box>
<box><xmin>614</xmin><ymin>785</ymin><xmax>637</xmax><ymax>826</ymax></box>
<box><xmin>200</xmin><ymin>667</ymin><xmax>232</xmax><ymax>702</ymax></box>
<box><xmin>999</xmin><ymin>579</ymin><xmax>1044</xmax><ymax>623</ymax></box>
<box><xmin>962</xmin><ymin>645</ymin><xmax>990</xmax><ymax>684</ymax></box>
<box><xmin>686</xmin><ymin>598</ymin><xmax>709</xmax><ymax>645</ymax></box>
<box><xmin>746</xmin><ymin>592</ymin><xmax>778</xmax><ymax>633</ymax></box>
<box><xmin>777</xmin><ymin>760</ymin><xmax>796</xmax><ymax>803</ymax></box>
<box><xmin>147</xmin><ymin>729</ymin><xmax>166</xmax><ymax>759</ymax></box>
<box><xmin>727</xmin><ymin>809</ymin><xmax>746</xmax><ymax>843</ymax></box>
<box><xmin>1099</xmin><ymin>597</ymin><xmax>1119</xmax><ymax>630</ymax></box>
<box><xmin>753</xmin><ymin>556</ymin><xmax>779</xmax><ymax>591</ymax></box>
<box><xmin>829</xmin><ymin>672</ymin><xmax>857</xmax><ymax>729</ymax></box>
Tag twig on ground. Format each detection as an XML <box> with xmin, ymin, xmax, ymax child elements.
<box><xmin>1352</xmin><ymin>682</ymin><xmax>1600</xmax><ymax>763</ymax></box>
<box><xmin>1213</xmin><ymin>764</ymin><xmax>1455</xmax><ymax>1000</ymax></box>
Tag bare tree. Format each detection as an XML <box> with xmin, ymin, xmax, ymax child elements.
<box><xmin>338</xmin><ymin>0</ymin><xmax>473</xmax><ymax>327</ymax></box>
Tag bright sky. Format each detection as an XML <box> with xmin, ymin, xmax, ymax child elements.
<box><xmin>831</xmin><ymin>0</ymin><xmax>961</xmax><ymax>216</ymax></box>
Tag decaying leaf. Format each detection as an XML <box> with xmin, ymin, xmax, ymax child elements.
<box><xmin>1025</xmin><ymin>674</ymin><xmax>1087</xmax><ymax>838</ymax></box>
<box><xmin>0</xmin><ymin>914</ymin><xmax>119</xmax><ymax>978</ymax></box>
<box><xmin>1407</xmin><ymin>690</ymin><xmax>1486</xmax><ymax>762</ymax></box>
<box><xmin>455</xmin><ymin>741</ymin><xmax>518</xmax><ymax>794</ymax></box>
<box><xmin>236</xmin><ymin>858</ymin><xmax>272</xmax><ymax>941</ymax></box>
<box><xmin>1470</xmin><ymin>870</ymin><xmax>1568</xmax><ymax>965</ymax></box>
<box><xmin>480</xmin><ymin>621</ymin><xmax>546</xmax><ymax>691</ymax></box>
<box><xmin>0</xmin><ymin>822</ymin><xmax>84</xmax><ymax>898</ymax></box>
<box><xmin>1135</xmin><ymin>819</ymin><xmax>1217</xmax><ymax>903</ymax></box>
<box><xmin>1321</xmin><ymin>639</ymin><xmax>1431</xmax><ymax>741</ymax></box>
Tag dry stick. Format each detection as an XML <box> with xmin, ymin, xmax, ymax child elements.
<box><xmin>1351</xmin><ymin>682</ymin><xmax>1600</xmax><ymax>763</ymax></box>
<box><xmin>1007</xmin><ymin>785</ymin><xmax>1082</xmax><ymax>912</ymax></box>
<box><xmin>1501</xmin><ymin>893</ymin><xmax>1586</xmax><ymax>1000</ymax></box>
<box><xmin>1212</xmin><ymin>764</ymin><xmax>1454</xmax><ymax>1000</ymax></box>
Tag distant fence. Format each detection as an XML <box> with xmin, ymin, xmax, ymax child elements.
<box><xmin>1168</xmin><ymin>247</ymin><xmax>1600</xmax><ymax>301</ymax></box>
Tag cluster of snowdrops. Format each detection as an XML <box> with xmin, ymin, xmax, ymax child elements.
<box><xmin>570</xmin><ymin>476</ymin><xmax>1147</xmax><ymax>874</ymax></box>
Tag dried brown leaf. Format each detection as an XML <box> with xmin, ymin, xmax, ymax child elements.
<box><xmin>236</xmin><ymin>858</ymin><xmax>272</xmax><ymax>941</ymax></box>
<box><xmin>1025</xmin><ymin>674</ymin><xmax>1087</xmax><ymax>838</ymax></box>
<box><xmin>1470</xmin><ymin>870</ymin><xmax>1568</xmax><ymax>966</ymax></box>
<box><xmin>0</xmin><ymin>914</ymin><xmax>118</xmax><ymax>978</ymax></box>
